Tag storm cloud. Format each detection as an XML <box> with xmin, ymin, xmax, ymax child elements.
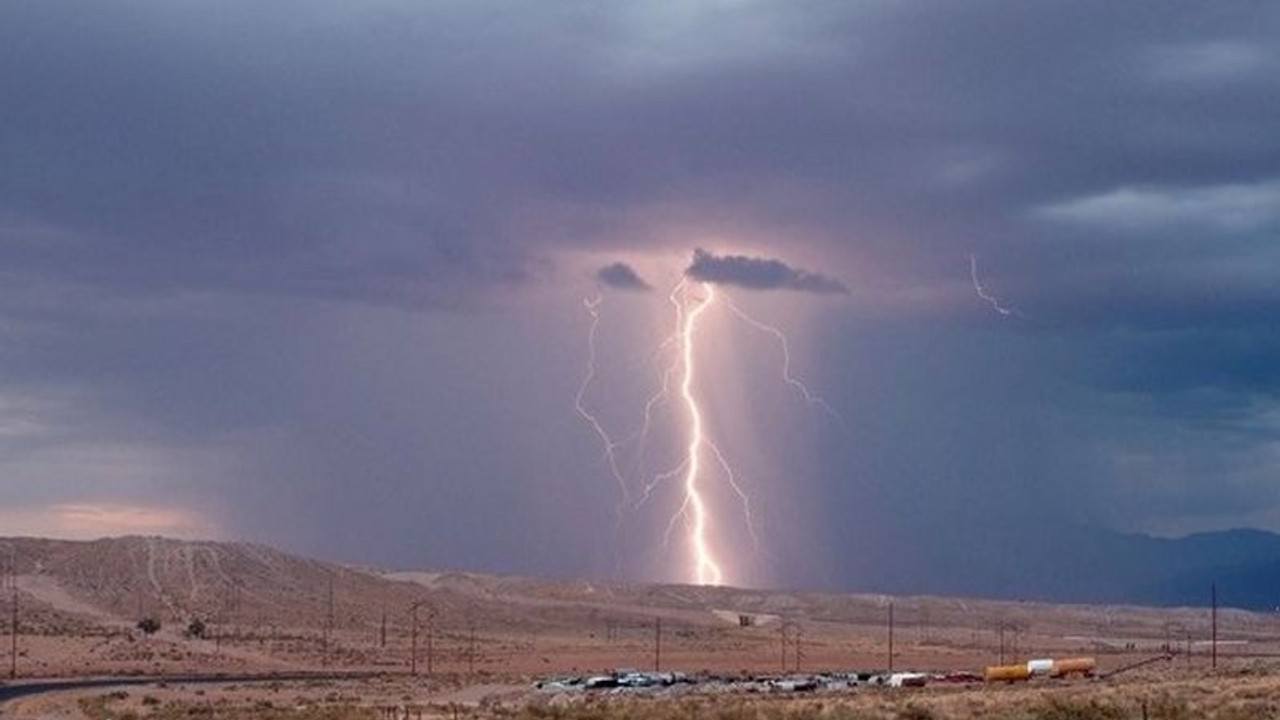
<box><xmin>596</xmin><ymin>263</ymin><xmax>651</xmax><ymax>292</ymax></box>
<box><xmin>685</xmin><ymin>249</ymin><xmax>849</xmax><ymax>295</ymax></box>
<box><xmin>1</xmin><ymin>0</ymin><xmax>1279</xmax><ymax>596</ymax></box>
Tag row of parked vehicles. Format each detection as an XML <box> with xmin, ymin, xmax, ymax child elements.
<box><xmin>534</xmin><ymin>669</ymin><xmax>992</xmax><ymax>694</ymax></box>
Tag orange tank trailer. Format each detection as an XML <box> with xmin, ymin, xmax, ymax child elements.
<box><xmin>985</xmin><ymin>657</ymin><xmax>1096</xmax><ymax>683</ymax></box>
<box><xmin>984</xmin><ymin>664</ymin><xmax>1031</xmax><ymax>683</ymax></box>
<box><xmin>1050</xmin><ymin>657</ymin><xmax>1097</xmax><ymax>677</ymax></box>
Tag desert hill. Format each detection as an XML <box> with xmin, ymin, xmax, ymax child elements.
<box><xmin>1</xmin><ymin>536</ymin><xmax>682</xmax><ymax>640</ymax></box>
<box><xmin>5</xmin><ymin>534</ymin><xmax>1280</xmax><ymax>680</ymax></box>
<box><xmin>1</xmin><ymin>535</ymin><xmax>1259</xmax><ymax>652</ymax></box>
<box><xmin>3</xmin><ymin>536</ymin><xmax>1279</xmax><ymax>716</ymax></box>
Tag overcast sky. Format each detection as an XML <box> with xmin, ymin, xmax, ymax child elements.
<box><xmin>2</xmin><ymin>1</ymin><xmax>1279</xmax><ymax>592</ymax></box>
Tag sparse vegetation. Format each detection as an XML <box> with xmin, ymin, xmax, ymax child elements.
<box><xmin>895</xmin><ymin>704</ymin><xmax>938</xmax><ymax>720</ymax></box>
<box><xmin>8</xmin><ymin>536</ymin><xmax>1280</xmax><ymax>720</ymax></box>
<box><xmin>1020</xmin><ymin>697</ymin><xmax>1128</xmax><ymax>720</ymax></box>
<box><xmin>499</xmin><ymin>686</ymin><xmax>1280</xmax><ymax>720</ymax></box>
<box><xmin>80</xmin><ymin>692</ymin><xmax>378</xmax><ymax>720</ymax></box>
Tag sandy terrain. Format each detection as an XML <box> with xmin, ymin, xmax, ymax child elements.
<box><xmin>3</xmin><ymin>536</ymin><xmax>1280</xmax><ymax>718</ymax></box>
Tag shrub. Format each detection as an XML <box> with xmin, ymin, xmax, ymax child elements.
<box><xmin>896</xmin><ymin>705</ymin><xmax>938</xmax><ymax>720</ymax></box>
<box><xmin>1032</xmin><ymin>697</ymin><xmax>1127</xmax><ymax>720</ymax></box>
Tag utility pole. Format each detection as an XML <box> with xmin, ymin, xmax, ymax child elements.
<box><xmin>229</xmin><ymin>583</ymin><xmax>240</xmax><ymax>644</ymax></box>
<box><xmin>890</xmin><ymin>599</ymin><xmax>901</xmax><ymax>671</ymax></box>
<box><xmin>998</xmin><ymin>624</ymin><xmax>1006</xmax><ymax>666</ymax></box>
<box><xmin>322</xmin><ymin>574</ymin><xmax>334</xmax><ymax>668</ymax></box>
<box><xmin>1211</xmin><ymin>582</ymin><xmax>1218</xmax><ymax>670</ymax></box>
<box><xmin>468</xmin><ymin>620</ymin><xmax>477</xmax><ymax>675</ymax></box>
<box><xmin>380</xmin><ymin>610</ymin><xmax>387</xmax><ymax>649</ymax></box>
<box><xmin>794</xmin><ymin>625</ymin><xmax>804</xmax><ymax>673</ymax></box>
<box><xmin>410</xmin><ymin>601</ymin><xmax>425</xmax><ymax>676</ymax></box>
<box><xmin>653</xmin><ymin>617</ymin><xmax>661</xmax><ymax>672</ymax></box>
<box><xmin>8</xmin><ymin>546</ymin><xmax>17</xmax><ymax>680</ymax></box>
<box><xmin>214</xmin><ymin>581</ymin><xmax>224</xmax><ymax>654</ymax></box>
<box><xmin>779</xmin><ymin>623</ymin><xmax>789</xmax><ymax>673</ymax></box>
<box><xmin>426</xmin><ymin>609</ymin><xmax>435</xmax><ymax>675</ymax></box>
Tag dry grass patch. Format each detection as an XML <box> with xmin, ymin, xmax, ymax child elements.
<box><xmin>78</xmin><ymin>691</ymin><xmax>379</xmax><ymax>720</ymax></box>
<box><xmin>498</xmin><ymin>687</ymin><xmax>1280</xmax><ymax>720</ymax></box>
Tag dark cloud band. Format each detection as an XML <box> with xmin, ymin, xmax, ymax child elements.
<box><xmin>684</xmin><ymin>249</ymin><xmax>848</xmax><ymax>295</ymax></box>
<box><xmin>595</xmin><ymin>262</ymin><xmax>651</xmax><ymax>292</ymax></box>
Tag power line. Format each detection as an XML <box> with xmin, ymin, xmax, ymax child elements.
<box><xmin>777</xmin><ymin>621</ymin><xmax>803</xmax><ymax>673</ymax></box>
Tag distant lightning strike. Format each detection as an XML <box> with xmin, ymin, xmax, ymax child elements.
<box><xmin>573</xmin><ymin>295</ymin><xmax>631</xmax><ymax>516</ymax></box>
<box><xmin>969</xmin><ymin>254</ymin><xmax>1023</xmax><ymax>318</ymax></box>
<box><xmin>576</xmin><ymin>271</ymin><xmax>835</xmax><ymax>587</ymax></box>
<box><xmin>653</xmin><ymin>282</ymin><xmax>757</xmax><ymax>569</ymax></box>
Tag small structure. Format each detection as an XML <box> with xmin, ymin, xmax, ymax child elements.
<box><xmin>887</xmin><ymin>672</ymin><xmax>928</xmax><ymax>688</ymax></box>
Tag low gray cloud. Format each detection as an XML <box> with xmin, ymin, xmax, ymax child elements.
<box><xmin>684</xmin><ymin>249</ymin><xmax>848</xmax><ymax>295</ymax></box>
<box><xmin>595</xmin><ymin>262</ymin><xmax>651</xmax><ymax>292</ymax></box>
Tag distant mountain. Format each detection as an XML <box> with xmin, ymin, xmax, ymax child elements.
<box><xmin>850</xmin><ymin>524</ymin><xmax>1280</xmax><ymax>610</ymax></box>
<box><xmin>1138</xmin><ymin>530</ymin><xmax>1280</xmax><ymax>610</ymax></box>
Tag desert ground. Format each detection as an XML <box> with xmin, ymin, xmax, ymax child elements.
<box><xmin>3</xmin><ymin>536</ymin><xmax>1280</xmax><ymax>719</ymax></box>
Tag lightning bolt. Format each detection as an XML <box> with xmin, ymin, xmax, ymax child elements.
<box><xmin>631</xmin><ymin>334</ymin><xmax>682</xmax><ymax>486</ymax></box>
<box><xmin>723</xmin><ymin>296</ymin><xmax>843</xmax><ymax>423</ymax></box>
<box><xmin>576</xmin><ymin>266</ymin><xmax>838</xmax><ymax>588</ymax></box>
<box><xmin>650</xmin><ymin>280</ymin><xmax>759</xmax><ymax>581</ymax></box>
<box><xmin>969</xmin><ymin>254</ymin><xmax>1023</xmax><ymax>318</ymax></box>
<box><xmin>574</xmin><ymin>295</ymin><xmax>631</xmax><ymax>514</ymax></box>
<box><xmin>632</xmin><ymin>281</ymin><xmax>696</xmax><ymax>510</ymax></box>
<box><xmin>640</xmin><ymin>458</ymin><xmax>686</xmax><ymax>510</ymax></box>
<box><xmin>706</xmin><ymin>438</ymin><xmax>760</xmax><ymax>550</ymax></box>
<box><xmin>675</xmin><ymin>281</ymin><xmax>724</xmax><ymax>585</ymax></box>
